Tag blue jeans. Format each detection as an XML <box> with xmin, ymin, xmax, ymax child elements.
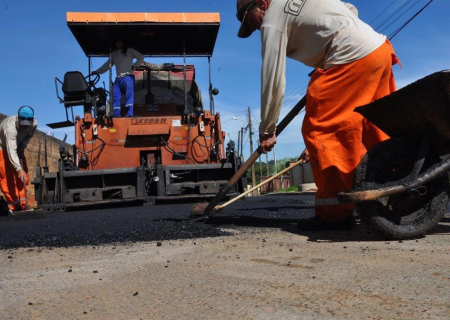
<box><xmin>113</xmin><ymin>75</ymin><xmax>134</xmax><ymax>117</ymax></box>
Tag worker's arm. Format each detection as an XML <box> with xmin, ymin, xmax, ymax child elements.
<box><xmin>4</xmin><ymin>127</ymin><xmax>23</xmax><ymax>173</ymax></box>
<box><xmin>95</xmin><ymin>56</ymin><xmax>115</xmax><ymax>75</ymax></box>
<box><xmin>259</xmin><ymin>133</ymin><xmax>277</xmax><ymax>154</ymax></box>
<box><xmin>17</xmin><ymin>122</ymin><xmax>37</xmax><ymax>156</ymax></box>
<box><xmin>131</xmin><ymin>48</ymin><xmax>144</xmax><ymax>70</ymax></box>
<box><xmin>258</xmin><ymin>26</ymin><xmax>288</xmax><ymax>153</ymax></box>
<box><xmin>299</xmin><ymin>148</ymin><xmax>310</xmax><ymax>163</ymax></box>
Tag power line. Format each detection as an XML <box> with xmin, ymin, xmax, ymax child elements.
<box><xmin>375</xmin><ymin>0</ymin><xmax>414</xmax><ymax>31</ymax></box>
<box><xmin>380</xmin><ymin>0</ymin><xmax>423</xmax><ymax>34</ymax></box>
<box><xmin>389</xmin><ymin>0</ymin><xmax>435</xmax><ymax>40</ymax></box>
<box><xmin>369</xmin><ymin>0</ymin><xmax>401</xmax><ymax>24</ymax></box>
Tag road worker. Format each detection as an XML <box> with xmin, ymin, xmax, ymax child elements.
<box><xmin>93</xmin><ymin>35</ymin><xmax>144</xmax><ymax>117</ymax></box>
<box><xmin>0</xmin><ymin>106</ymin><xmax>38</xmax><ymax>214</ymax></box>
<box><xmin>236</xmin><ymin>0</ymin><xmax>400</xmax><ymax>230</ymax></box>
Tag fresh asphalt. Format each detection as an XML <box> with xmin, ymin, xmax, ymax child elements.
<box><xmin>0</xmin><ymin>193</ymin><xmax>316</xmax><ymax>249</ymax></box>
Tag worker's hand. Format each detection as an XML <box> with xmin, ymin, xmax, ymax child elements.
<box><xmin>299</xmin><ymin>148</ymin><xmax>310</xmax><ymax>163</ymax></box>
<box><xmin>259</xmin><ymin>133</ymin><xmax>276</xmax><ymax>154</ymax></box>
<box><xmin>91</xmin><ymin>71</ymin><xmax>98</xmax><ymax>75</ymax></box>
<box><xmin>17</xmin><ymin>169</ymin><xmax>27</xmax><ymax>184</ymax></box>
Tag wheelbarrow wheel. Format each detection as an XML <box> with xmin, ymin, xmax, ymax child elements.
<box><xmin>354</xmin><ymin>138</ymin><xmax>449</xmax><ymax>240</ymax></box>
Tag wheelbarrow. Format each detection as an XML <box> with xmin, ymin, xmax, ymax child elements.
<box><xmin>338</xmin><ymin>70</ymin><xmax>450</xmax><ymax>240</ymax></box>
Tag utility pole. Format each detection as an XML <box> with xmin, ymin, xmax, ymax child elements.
<box><xmin>258</xmin><ymin>139</ymin><xmax>262</xmax><ymax>179</ymax></box>
<box><xmin>248</xmin><ymin>107</ymin><xmax>257</xmax><ymax>196</ymax></box>
<box><xmin>265</xmin><ymin>153</ymin><xmax>270</xmax><ymax>192</ymax></box>
<box><xmin>237</xmin><ymin>131</ymin><xmax>241</xmax><ymax>156</ymax></box>
<box><xmin>240</xmin><ymin>127</ymin><xmax>244</xmax><ymax>156</ymax></box>
<box><xmin>273</xmin><ymin>145</ymin><xmax>277</xmax><ymax>191</ymax></box>
<box><xmin>258</xmin><ymin>139</ymin><xmax>262</xmax><ymax>196</ymax></box>
<box><xmin>273</xmin><ymin>145</ymin><xmax>277</xmax><ymax>174</ymax></box>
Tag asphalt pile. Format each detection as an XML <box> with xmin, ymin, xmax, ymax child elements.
<box><xmin>0</xmin><ymin>195</ymin><xmax>315</xmax><ymax>250</ymax></box>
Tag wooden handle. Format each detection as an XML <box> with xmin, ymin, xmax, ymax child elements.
<box><xmin>216</xmin><ymin>159</ymin><xmax>304</xmax><ymax>210</ymax></box>
<box><xmin>227</xmin><ymin>95</ymin><xmax>307</xmax><ymax>188</ymax></box>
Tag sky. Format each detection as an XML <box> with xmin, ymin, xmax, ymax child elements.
<box><xmin>0</xmin><ymin>0</ymin><xmax>449</xmax><ymax>160</ymax></box>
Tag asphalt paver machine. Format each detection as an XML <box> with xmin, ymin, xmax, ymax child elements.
<box><xmin>34</xmin><ymin>12</ymin><xmax>245</xmax><ymax>211</ymax></box>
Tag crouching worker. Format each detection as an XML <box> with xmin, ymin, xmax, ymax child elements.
<box><xmin>0</xmin><ymin>106</ymin><xmax>37</xmax><ymax>214</ymax></box>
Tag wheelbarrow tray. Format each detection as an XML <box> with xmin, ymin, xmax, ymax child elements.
<box><xmin>338</xmin><ymin>70</ymin><xmax>450</xmax><ymax>239</ymax></box>
<box><xmin>355</xmin><ymin>69</ymin><xmax>450</xmax><ymax>156</ymax></box>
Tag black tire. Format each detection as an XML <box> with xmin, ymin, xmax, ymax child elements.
<box><xmin>354</xmin><ymin>138</ymin><xmax>449</xmax><ymax>240</ymax></box>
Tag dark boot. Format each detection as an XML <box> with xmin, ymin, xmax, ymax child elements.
<box><xmin>0</xmin><ymin>196</ymin><xmax>9</xmax><ymax>217</ymax></box>
<box><xmin>297</xmin><ymin>215</ymin><xmax>356</xmax><ymax>231</ymax></box>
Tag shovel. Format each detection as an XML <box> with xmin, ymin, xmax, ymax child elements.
<box><xmin>191</xmin><ymin>159</ymin><xmax>305</xmax><ymax>216</ymax></box>
<box><xmin>22</xmin><ymin>176</ymin><xmax>30</xmax><ymax>211</ymax></box>
<box><xmin>190</xmin><ymin>95</ymin><xmax>307</xmax><ymax>217</ymax></box>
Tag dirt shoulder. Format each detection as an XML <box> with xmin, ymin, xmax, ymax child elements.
<box><xmin>1</xmin><ymin>220</ymin><xmax>449</xmax><ymax>320</ymax></box>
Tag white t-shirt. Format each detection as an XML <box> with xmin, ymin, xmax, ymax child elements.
<box><xmin>259</xmin><ymin>0</ymin><xmax>386</xmax><ymax>135</ymax></box>
<box><xmin>96</xmin><ymin>47</ymin><xmax>144</xmax><ymax>79</ymax></box>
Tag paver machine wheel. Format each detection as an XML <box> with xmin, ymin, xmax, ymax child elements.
<box><xmin>353</xmin><ymin>138</ymin><xmax>450</xmax><ymax>239</ymax></box>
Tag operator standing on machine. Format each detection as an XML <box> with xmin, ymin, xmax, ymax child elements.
<box><xmin>94</xmin><ymin>36</ymin><xmax>144</xmax><ymax>117</ymax></box>
<box><xmin>0</xmin><ymin>106</ymin><xmax>37</xmax><ymax>214</ymax></box>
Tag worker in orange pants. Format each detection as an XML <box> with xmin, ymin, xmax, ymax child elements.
<box><xmin>0</xmin><ymin>152</ymin><xmax>30</xmax><ymax>212</ymax></box>
<box><xmin>301</xmin><ymin>40</ymin><xmax>399</xmax><ymax>227</ymax></box>
<box><xmin>235</xmin><ymin>0</ymin><xmax>400</xmax><ymax>230</ymax></box>
<box><xmin>0</xmin><ymin>106</ymin><xmax>37</xmax><ymax>215</ymax></box>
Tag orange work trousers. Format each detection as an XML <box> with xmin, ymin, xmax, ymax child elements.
<box><xmin>0</xmin><ymin>149</ymin><xmax>30</xmax><ymax>212</ymax></box>
<box><xmin>302</xmin><ymin>40</ymin><xmax>399</xmax><ymax>223</ymax></box>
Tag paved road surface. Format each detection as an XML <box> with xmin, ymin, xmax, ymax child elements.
<box><xmin>1</xmin><ymin>194</ymin><xmax>449</xmax><ymax>319</ymax></box>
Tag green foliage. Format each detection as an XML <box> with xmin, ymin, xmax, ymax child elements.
<box><xmin>246</xmin><ymin>161</ymin><xmax>271</xmax><ymax>185</ymax></box>
<box><xmin>271</xmin><ymin>186</ymin><xmax>298</xmax><ymax>193</ymax></box>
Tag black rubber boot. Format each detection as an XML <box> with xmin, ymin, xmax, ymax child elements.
<box><xmin>0</xmin><ymin>196</ymin><xmax>9</xmax><ymax>217</ymax></box>
<box><xmin>297</xmin><ymin>215</ymin><xmax>356</xmax><ymax>231</ymax></box>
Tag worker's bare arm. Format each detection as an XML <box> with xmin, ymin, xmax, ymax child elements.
<box><xmin>299</xmin><ymin>148</ymin><xmax>310</xmax><ymax>163</ymax></box>
<box><xmin>17</xmin><ymin>169</ymin><xmax>27</xmax><ymax>183</ymax></box>
<box><xmin>259</xmin><ymin>133</ymin><xmax>276</xmax><ymax>154</ymax></box>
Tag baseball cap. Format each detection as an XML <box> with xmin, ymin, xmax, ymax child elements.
<box><xmin>18</xmin><ymin>106</ymin><xmax>34</xmax><ymax>126</ymax></box>
<box><xmin>236</xmin><ymin>0</ymin><xmax>257</xmax><ymax>38</ymax></box>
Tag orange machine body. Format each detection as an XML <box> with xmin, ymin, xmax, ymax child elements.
<box><xmin>75</xmin><ymin>67</ymin><xmax>225</xmax><ymax>171</ymax></box>
<box><xmin>35</xmin><ymin>12</ymin><xmax>244</xmax><ymax>211</ymax></box>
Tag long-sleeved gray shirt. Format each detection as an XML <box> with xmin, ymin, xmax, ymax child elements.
<box><xmin>96</xmin><ymin>47</ymin><xmax>144</xmax><ymax>79</ymax></box>
<box><xmin>259</xmin><ymin>0</ymin><xmax>385</xmax><ymax>135</ymax></box>
<box><xmin>0</xmin><ymin>115</ymin><xmax>38</xmax><ymax>171</ymax></box>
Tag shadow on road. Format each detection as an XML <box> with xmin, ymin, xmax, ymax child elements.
<box><xmin>201</xmin><ymin>213</ymin><xmax>450</xmax><ymax>243</ymax></box>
